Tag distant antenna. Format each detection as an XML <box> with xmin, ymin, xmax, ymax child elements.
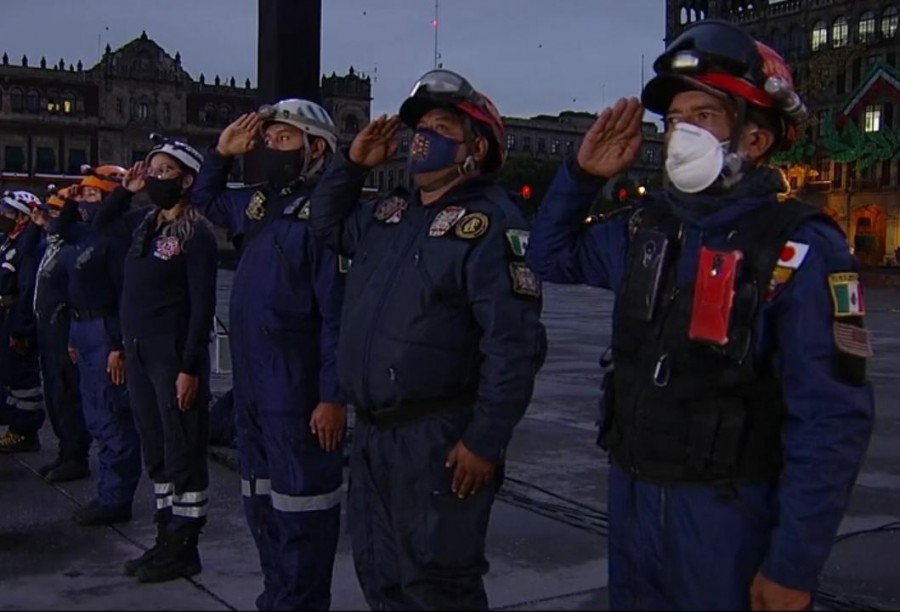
<box><xmin>433</xmin><ymin>0</ymin><xmax>440</xmax><ymax>69</ymax></box>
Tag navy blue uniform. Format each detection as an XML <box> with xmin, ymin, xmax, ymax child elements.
<box><xmin>0</xmin><ymin>223</ymin><xmax>45</xmax><ymax>438</ymax></box>
<box><xmin>310</xmin><ymin>154</ymin><xmax>547</xmax><ymax>610</ymax></box>
<box><xmin>191</xmin><ymin>149</ymin><xmax>345</xmax><ymax>611</ymax></box>
<box><xmin>96</xmin><ymin>187</ymin><xmax>218</xmax><ymax>531</ymax></box>
<box><xmin>34</xmin><ymin>231</ymin><xmax>90</xmax><ymax>464</ymax></box>
<box><xmin>53</xmin><ymin>200</ymin><xmax>141</xmax><ymax>513</ymax></box>
<box><xmin>526</xmin><ymin>158</ymin><xmax>875</xmax><ymax>609</ymax></box>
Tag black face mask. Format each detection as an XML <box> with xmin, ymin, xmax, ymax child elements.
<box><xmin>145</xmin><ymin>176</ymin><xmax>184</xmax><ymax>210</ymax></box>
<box><xmin>262</xmin><ymin>147</ymin><xmax>306</xmax><ymax>190</ymax></box>
<box><xmin>0</xmin><ymin>215</ymin><xmax>15</xmax><ymax>235</ymax></box>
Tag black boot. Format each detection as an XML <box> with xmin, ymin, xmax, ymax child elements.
<box><xmin>45</xmin><ymin>460</ymin><xmax>90</xmax><ymax>483</ymax></box>
<box><xmin>74</xmin><ymin>500</ymin><xmax>132</xmax><ymax>526</ymax></box>
<box><xmin>124</xmin><ymin>512</ymin><xmax>170</xmax><ymax>576</ymax></box>
<box><xmin>135</xmin><ymin>528</ymin><xmax>202</xmax><ymax>583</ymax></box>
<box><xmin>38</xmin><ymin>455</ymin><xmax>64</xmax><ymax>477</ymax></box>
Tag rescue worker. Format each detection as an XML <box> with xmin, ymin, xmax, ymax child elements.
<box><xmin>50</xmin><ymin>164</ymin><xmax>142</xmax><ymax>526</ymax></box>
<box><xmin>0</xmin><ymin>190</ymin><xmax>45</xmax><ymax>452</ymax></box>
<box><xmin>94</xmin><ymin>135</ymin><xmax>217</xmax><ymax>583</ymax></box>
<box><xmin>525</xmin><ymin>21</ymin><xmax>875</xmax><ymax>610</ymax></box>
<box><xmin>191</xmin><ymin>100</ymin><xmax>346</xmax><ymax>610</ymax></box>
<box><xmin>32</xmin><ymin>186</ymin><xmax>92</xmax><ymax>480</ymax></box>
<box><xmin>310</xmin><ymin>69</ymin><xmax>548</xmax><ymax>610</ymax></box>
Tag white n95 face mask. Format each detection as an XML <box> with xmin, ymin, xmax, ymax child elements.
<box><xmin>664</xmin><ymin>123</ymin><xmax>728</xmax><ymax>194</ymax></box>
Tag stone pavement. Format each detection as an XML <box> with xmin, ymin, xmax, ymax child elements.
<box><xmin>1</xmin><ymin>273</ymin><xmax>899</xmax><ymax>610</ymax></box>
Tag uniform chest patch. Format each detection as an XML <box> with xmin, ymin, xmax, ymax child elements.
<box><xmin>777</xmin><ymin>241</ymin><xmax>809</xmax><ymax>269</ymax></box>
<box><xmin>505</xmin><ymin>229</ymin><xmax>530</xmax><ymax>257</ymax></box>
<box><xmin>153</xmin><ymin>236</ymin><xmax>181</xmax><ymax>261</ymax></box>
<box><xmin>429</xmin><ymin>206</ymin><xmax>466</xmax><ymax>237</ymax></box>
<box><xmin>455</xmin><ymin>212</ymin><xmax>489</xmax><ymax>239</ymax></box>
<box><xmin>509</xmin><ymin>262</ymin><xmax>541</xmax><ymax>297</ymax></box>
<box><xmin>828</xmin><ymin>272</ymin><xmax>865</xmax><ymax>317</ymax></box>
<box><xmin>246</xmin><ymin>191</ymin><xmax>267</xmax><ymax>221</ymax></box>
<box><xmin>374</xmin><ymin>196</ymin><xmax>408</xmax><ymax>224</ymax></box>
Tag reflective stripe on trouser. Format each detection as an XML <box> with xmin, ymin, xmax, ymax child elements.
<box><xmin>0</xmin><ymin>311</ymin><xmax>46</xmax><ymax>435</ymax></box>
<box><xmin>70</xmin><ymin>318</ymin><xmax>141</xmax><ymax>509</ymax></box>
<box><xmin>241</xmin><ymin>479</ymin><xmax>342</xmax><ymax>513</ymax></box>
<box><xmin>125</xmin><ymin>333</ymin><xmax>210</xmax><ymax>526</ymax></box>
<box><xmin>349</xmin><ymin>413</ymin><xmax>495</xmax><ymax>611</ymax></box>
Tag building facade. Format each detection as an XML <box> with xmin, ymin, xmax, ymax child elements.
<box><xmin>666</xmin><ymin>0</ymin><xmax>900</xmax><ymax>264</ymax></box>
<box><xmin>0</xmin><ymin>31</ymin><xmax>374</xmax><ymax>194</ymax></box>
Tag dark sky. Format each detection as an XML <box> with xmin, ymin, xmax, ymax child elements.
<box><xmin>1</xmin><ymin>0</ymin><xmax>666</xmax><ymax>118</ymax></box>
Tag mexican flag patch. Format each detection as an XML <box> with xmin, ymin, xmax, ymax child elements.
<box><xmin>828</xmin><ymin>272</ymin><xmax>865</xmax><ymax>317</ymax></box>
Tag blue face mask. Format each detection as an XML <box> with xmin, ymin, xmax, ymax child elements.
<box><xmin>407</xmin><ymin>128</ymin><xmax>463</xmax><ymax>176</ymax></box>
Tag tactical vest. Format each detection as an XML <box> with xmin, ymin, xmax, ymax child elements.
<box><xmin>601</xmin><ymin>198</ymin><xmax>832</xmax><ymax>485</ymax></box>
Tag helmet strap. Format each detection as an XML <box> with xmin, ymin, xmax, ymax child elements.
<box><xmin>720</xmin><ymin>96</ymin><xmax>751</xmax><ymax>190</ymax></box>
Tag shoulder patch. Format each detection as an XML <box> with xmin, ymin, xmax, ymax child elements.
<box><xmin>455</xmin><ymin>212</ymin><xmax>489</xmax><ymax>240</ymax></box>
<box><xmin>828</xmin><ymin>272</ymin><xmax>866</xmax><ymax>317</ymax></box>
<box><xmin>505</xmin><ymin>229</ymin><xmax>530</xmax><ymax>257</ymax></box>
<box><xmin>834</xmin><ymin>322</ymin><xmax>874</xmax><ymax>357</ymax></box>
<box><xmin>246</xmin><ymin>191</ymin><xmax>267</xmax><ymax>221</ymax></box>
<box><xmin>509</xmin><ymin>262</ymin><xmax>541</xmax><ymax>297</ymax></box>
<box><xmin>338</xmin><ymin>255</ymin><xmax>352</xmax><ymax>274</ymax></box>
<box><xmin>777</xmin><ymin>240</ymin><xmax>809</xmax><ymax>269</ymax></box>
<box><xmin>4</xmin><ymin>248</ymin><xmax>16</xmax><ymax>261</ymax></box>
<box><xmin>374</xmin><ymin>196</ymin><xmax>408</xmax><ymax>224</ymax></box>
<box><xmin>429</xmin><ymin>206</ymin><xmax>467</xmax><ymax>237</ymax></box>
<box><xmin>766</xmin><ymin>265</ymin><xmax>795</xmax><ymax>301</ymax></box>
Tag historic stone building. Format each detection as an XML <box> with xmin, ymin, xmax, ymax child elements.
<box><xmin>0</xmin><ymin>31</ymin><xmax>374</xmax><ymax>193</ymax></box>
<box><xmin>666</xmin><ymin>0</ymin><xmax>900</xmax><ymax>265</ymax></box>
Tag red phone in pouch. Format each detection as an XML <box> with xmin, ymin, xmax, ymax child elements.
<box><xmin>689</xmin><ymin>247</ymin><xmax>743</xmax><ymax>346</ymax></box>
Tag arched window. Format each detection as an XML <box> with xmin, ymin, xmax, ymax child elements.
<box><xmin>218</xmin><ymin>104</ymin><xmax>231</xmax><ymax>123</ymax></box>
<box><xmin>62</xmin><ymin>92</ymin><xmax>76</xmax><ymax>114</ymax></box>
<box><xmin>343</xmin><ymin>114</ymin><xmax>360</xmax><ymax>134</ymax></box>
<box><xmin>883</xmin><ymin>6</ymin><xmax>900</xmax><ymax>38</ymax></box>
<box><xmin>204</xmin><ymin>103</ymin><xmax>216</xmax><ymax>126</ymax></box>
<box><xmin>25</xmin><ymin>89</ymin><xmax>40</xmax><ymax>113</ymax></box>
<box><xmin>679</xmin><ymin>5</ymin><xmax>688</xmax><ymax>25</ymax></box>
<box><xmin>789</xmin><ymin>24</ymin><xmax>805</xmax><ymax>55</ymax></box>
<box><xmin>832</xmin><ymin>16</ymin><xmax>849</xmax><ymax>47</ymax></box>
<box><xmin>690</xmin><ymin>7</ymin><xmax>697</xmax><ymax>21</ymax></box>
<box><xmin>138</xmin><ymin>102</ymin><xmax>149</xmax><ymax>121</ymax></box>
<box><xmin>811</xmin><ymin>20</ymin><xmax>828</xmax><ymax>51</ymax></box>
<box><xmin>858</xmin><ymin>11</ymin><xmax>876</xmax><ymax>42</ymax></box>
<box><xmin>10</xmin><ymin>88</ymin><xmax>23</xmax><ymax>112</ymax></box>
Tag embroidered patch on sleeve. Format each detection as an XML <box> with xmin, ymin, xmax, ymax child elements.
<box><xmin>828</xmin><ymin>272</ymin><xmax>866</xmax><ymax>317</ymax></box>
<box><xmin>338</xmin><ymin>256</ymin><xmax>352</xmax><ymax>274</ymax></box>
<box><xmin>454</xmin><ymin>212</ymin><xmax>489</xmax><ymax>239</ymax></box>
<box><xmin>429</xmin><ymin>206</ymin><xmax>467</xmax><ymax>237</ymax></box>
<box><xmin>509</xmin><ymin>262</ymin><xmax>541</xmax><ymax>297</ymax></box>
<box><xmin>766</xmin><ymin>265</ymin><xmax>796</xmax><ymax>300</ymax></box>
<box><xmin>833</xmin><ymin>322</ymin><xmax>874</xmax><ymax>357</ymax></box>
<box><xmin>246</xmin><ymin>191</ymin><xmax>267</xmax><ymax>221</ymax></box>
<box><xmin>505</xmin><ymin>229</ymin><xmax>530</xmax><ymax>257</ymax></box>
<box><xmin>777</xmin><ymin>240</ymin><xmax>809</xmax><ymax>269</ymax></box>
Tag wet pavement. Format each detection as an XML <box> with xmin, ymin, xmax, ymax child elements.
<box><xmin>1</xmin><ymin>271</ymin><xmax>898</xmax><ymax>610</ymax></box>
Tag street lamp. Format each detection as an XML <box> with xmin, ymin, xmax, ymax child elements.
<box><xmin>637</xmin><ymin>185</ymin><xmax>647</xmax><ymax>196</ymax></box>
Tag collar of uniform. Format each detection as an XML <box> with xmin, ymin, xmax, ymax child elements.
<box><xmin>418</xmin><ymin>176</ymin><xmax>493</xmax><ymax>206</ymax></box>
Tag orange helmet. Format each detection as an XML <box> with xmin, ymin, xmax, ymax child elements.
<box><xmin>76</xmin><ymin>164</ymin><xmax>127</xmax><ymax>194</ymax></box>
<box><xmin>45</xmin><ymin>186</ymin><xmax>73</xmax><ymax>210</ymax></box>
<box><xmin>642</xmin><ymin>20</ymin><xmax>805</xmax><ymax>148</ymax></box>
<box><xmin>399</xmin><ymin>69</ymin><xmax>508</xmax><ymax>173</ymax></box>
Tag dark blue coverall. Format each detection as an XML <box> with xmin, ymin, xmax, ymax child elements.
<box><xmin>526</xmin><ymin>157</ymin><xmax>876</xmax><ymax>610</ymax></box>
<box><xmin>34</xmin><ymin>230</ymin><xmax>91</xmax><ymax>464</ymax></box>
<box><xmin>310</xmin><ymin>154</ymin><xmax>547</xmax><ymax>611</ymax></box>
<box><xmin>191</xmin><ymin>149</ymin><xmax>345</xmax><ymax>611</ymax></box>
<box><xmin>0</xmin><ymin>222</ymin><xmax>44</xmax><ymax>438</ymax></box>
<box><xmin>52</xmin><ymin>200</ymin><xmax>141</xmax><ymax>513</ymax></box>
<box><xmin>96</xmin><ymin>187</ymin><xmax>218</xmax><ymax>531</ymax></box>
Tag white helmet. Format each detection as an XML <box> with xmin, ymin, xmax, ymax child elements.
<box><xmin>1</xmin><ymin>190</ymin><xmax>41</xmax><ymax>215</ymax></box>
<box><xmin>147</xmin><ymin>133</ymin><xmax>204</xmax><ymax>174</ymax></box>
<box><xmin>259</xmin><ymin>98</ymin><xmax>338</xmax><ymax>153</ymax></box>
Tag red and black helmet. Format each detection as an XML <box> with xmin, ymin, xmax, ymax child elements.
<box><xmin>399</xmin><ymin>69</ymin><xmax>507</xmax><ymax>173</ymax></box>
<box><xmin>642</xmin><ymin>20</ymin><xmax>804</xmax><ymax>147</ymax></box>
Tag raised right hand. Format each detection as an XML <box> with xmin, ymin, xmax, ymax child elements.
<box><xmin>576</xmin><ymin>97</ymin><xmax>644</xmax><ymax>179</ymax></box>
<box><xmin>216</xmin><ymin>113</ymin><xmax>264</xmax><ymax>157</ymax></box>
<box><xmin>349</xmin><ymin>114</ymin><xmax>402</xmax><ymax>169</ymax></box>
<box><xmin>123</xmin><ymin>161</ymin><xmax>147</xmax><ymax>193</ymax></box>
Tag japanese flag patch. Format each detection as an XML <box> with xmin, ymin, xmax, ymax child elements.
<box><xmin>828</xmin><ymin>272</ymin><xmax>866</xmax><ymax>317</ymax></box>
<box><xmin>777</xmin><ymin>241</ymin><xmax>809</xmax><ymax>269</ymax></box>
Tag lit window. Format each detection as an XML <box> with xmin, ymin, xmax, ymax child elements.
<box><xmin>864</xmin><ymin>105</ymin><xmax>882</xmax><ymax>132</ymax></box>
<box><xmin>812</xmin><ymin>21</ymin><xmax>827</xmax><ymax>51</ymax></box>
<box><xmin>63</xmin><ymin>99</ymin><xmax>73</xmax><ymax>114</ymax></box>
<box><xmin>884</xmin><ymin>6</ymin><xmax>899</xmax><ymax>38</ymax></box>
<box><xmin>859</xmin><ymin>11</ymin><xmax>876</xmax><ymax>42</ymax></box>
<box><xmin>832</xmin><ymin>16</ymin><xmax>849</xmax><ymax>47</ymax></box>
<box><xmin>506</xmin><ymin>134</ymin><xmax>516</xmax><ymax>151</ymax></box>
<box><xmin>47</xmin><ymin>100</ymin><xmax>60</xmax><ymax>113</ymax></box>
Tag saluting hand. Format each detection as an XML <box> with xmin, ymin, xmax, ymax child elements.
<box><xmin>123</xmin><ymin>161</ymin><xmax>147</xmax><ymax>193</ymax></box>
<box><xmin>216</xmin><ymin>113</ymin><xmax>264</xmax><ymax>157</ymax></box>
<box><xmin>576</xmin><ymin>97</ymin><xmax>645</xmax><ymax>179</ymax></box>
<box><xmin>309</xmin><ymin>402</ymin><xmax>346</xmax><ymax>452</ymax></box>
<box><xmin>107</xmin><ymin>350</ymin><xmax>126</xmax><ymax>386</ymax></box>
<box><xmin>176</xmin><ymin>373</ymin><xmax>199</xmax><ymax>412</ymax></box>
<box><xmin>348</xmin><ymin>114</ymin><xmax>401</xmax><ymax>169</ymax></box>
<box><xmin>446</xmin><ymin>441</ymin><xmax>496</xmax><ymax>499</ymax></box>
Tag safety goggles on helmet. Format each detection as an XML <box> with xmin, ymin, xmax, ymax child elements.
<box><xmin>147</xmin><ymin>133</ymin><xmax>204</xmax><ymax>175</ymax></box>
<box><xmin>408</xmin><ymin>69</ymin><xmax>478</xmax><ymax>102</ymax></box>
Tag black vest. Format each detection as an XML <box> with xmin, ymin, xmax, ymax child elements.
<box><xmin>601</xmin><ymin>197</ymin><xmax>833</xmax><ymax>485</ymax></box>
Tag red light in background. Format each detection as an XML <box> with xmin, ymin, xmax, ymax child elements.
<box><xmin>433</xmin><ymin>19</ymin><xmax>439</xmax><ymax>27</ymax></box>
<box><xmin>521</xmin><ymin>185</ymin><xmax>532</xmax><ymax>200</ymax></box>
<box><xmin>617</xmin><ymin>187</ymin><xmax>628</xmax><ymax>201</ymax></box>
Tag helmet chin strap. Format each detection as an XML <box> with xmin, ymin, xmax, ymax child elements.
<box><xmin>719</xmin><ymin>97</ymin><xmax>751</xmax><ymax>191</ymax></box>
<box><xmin>282</xmin><ymin>134</ymin><xmax>326</xmax><ymax>194</ymax></box>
